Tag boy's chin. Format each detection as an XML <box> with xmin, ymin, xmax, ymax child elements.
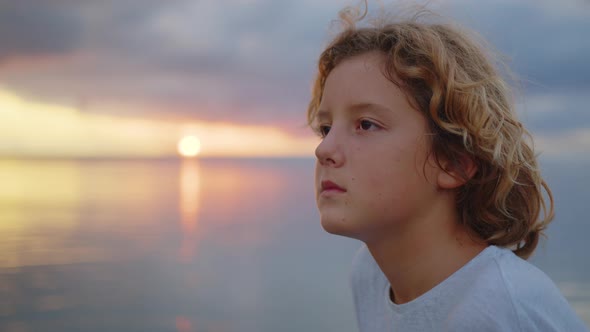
<box><xmin>320</xmin><ymin>216</ymin><xmax>363</xmax><ymax>240</ymax></box>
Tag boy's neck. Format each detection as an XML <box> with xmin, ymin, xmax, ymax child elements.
<box><xmin>366</xmin><ymin>207</ymin><xmax>487</xmax><ymax>305</ymax></box>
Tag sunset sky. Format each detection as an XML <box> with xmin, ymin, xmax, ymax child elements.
<box><xmin>0</xmin><ymin>0</ymin><xmax>588</xmax><ymax>158</ymax></box>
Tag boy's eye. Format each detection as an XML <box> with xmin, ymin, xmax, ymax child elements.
<box><xmin>359</xmin><ymin>120</ymin><xmax>378</xmax><ymax>131</ymax></box>
<box><xmin>319</xmin><ymin>125</ymin><xmax>331</xmax><ymax>137</ymax></box>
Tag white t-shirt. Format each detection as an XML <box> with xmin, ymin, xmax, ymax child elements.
<box><xmin>351</xmin><ymin>245</ymin><xmax>588</xmax><ymax>332</ymax></box>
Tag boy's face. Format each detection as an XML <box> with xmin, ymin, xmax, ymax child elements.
<box><xmin>314</xmin><ymin>52</ymin><xmax>442</xmax><ymax>242</ymax></box>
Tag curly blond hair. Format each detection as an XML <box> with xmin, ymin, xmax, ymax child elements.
<box><xmin>307</xmin><ymin>6</ymin><xmax>554</xmax><ymax>259</ymax></box>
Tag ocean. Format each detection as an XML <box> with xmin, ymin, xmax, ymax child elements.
<box><xmin>0</xmin><ymin>158</ymin><xmax>588</xmax><ymax>331</ymax></box>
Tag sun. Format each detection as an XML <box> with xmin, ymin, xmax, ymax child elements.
<box><xmin>178</xmin><ymin>135</ymin><xmax>201</xmax><ymax>158</ymax></box>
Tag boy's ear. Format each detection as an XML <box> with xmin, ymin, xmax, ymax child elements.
<box><xmin>437</xmin><ymin>154</ymin><xmax>478</xmax><ymax>189</ymax></box>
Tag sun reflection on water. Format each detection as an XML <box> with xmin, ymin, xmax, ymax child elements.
<box><xmin>178</xmin><ymin>159</ymin><xmax>201</xmax><ymax>262</ymax></box>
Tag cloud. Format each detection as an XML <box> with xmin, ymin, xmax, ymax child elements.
<box><xmin>0</xmin><ymin>0</ymin><xmax>588</xmax><ymax>138</ymax></box>
<box><xmin>0</xmin><ymin>1</ymin><xmax>85</xmax><ymax>59</ymax></box>
<box><xmin>448</xmin><ymin>0</ymin><xmax>590</xmax><ymax>92</ymax></box>
<box><xmin>0</xmin><ymin>89</ymin><xmax>317</xmax><ymax>158</ymax></box>
<box><xmin>535</xmin><ymin>128</ymin><xmax>590</xmax><ymax>160</ymax></box>
<box><xmin>0</xmin><ymin>0</ymin><xmax>338</xmax><ymax>128</ymax></box>
<box><xmin>517</xmin><ymin>92</ymin><xmax>590</xmax><ymax>133</ymax></box>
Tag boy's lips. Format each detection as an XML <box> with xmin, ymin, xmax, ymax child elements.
<box><xmin>320</xmin><ymin>180</ymin><xmax>346</xmax><ymax>193</ymax></box>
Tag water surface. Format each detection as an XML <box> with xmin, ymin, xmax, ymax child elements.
<box><xmin>0</xmin><ymin>158</ymin><xmax>587</xmax><ymax>331</ymax></box>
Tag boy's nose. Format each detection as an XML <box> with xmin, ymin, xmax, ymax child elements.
<box><xmin>315</xmin><ymin>129</ymin><xmax>344</xmax><ymax>167</ymax></box>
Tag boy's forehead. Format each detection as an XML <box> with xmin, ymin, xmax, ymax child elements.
<box><xmin>315</xmin><ymin>102</ymin><xmax>393</xmax><ymax>120</ymax></box>
<box><xmin>319</xmin><ymin>56</ymin><xmax>406</xmax><ymax>108</ymax></box>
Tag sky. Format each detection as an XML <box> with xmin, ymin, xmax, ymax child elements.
<box><xmin>0</xmin><ymin>0</ymin><xmax>588</xmax><ymax>158</ymax></box>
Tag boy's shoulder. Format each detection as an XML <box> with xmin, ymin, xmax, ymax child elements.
<box><xmin>489</xmin><ymin>247</ymin><xmax>568</xmax><ymax>310</ymax></box>
<box><xmin>349</xmin><ymin>245</ymin><xmax>588</xmax><ymax>331</ymax></box>
<box><xmin>489</xmin><ymin>247</ymin><xmax>588</xmax><ymax>331</ymax></box>
<box><xmin>452</xmin><ymin>246</ymin><xmax>588</xmax><ymax>331</ymax></box>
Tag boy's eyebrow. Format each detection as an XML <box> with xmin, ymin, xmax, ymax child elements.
<box><xmin>315</xmin><ymin>109</ymin><xmax>330</xmax><ymax>121</ymax></box>
<box><xmin>350</xmin><ymin>102</ymin><xmax>393</xmax><ymax>114</ymax></box>
<box><xmin>316</xmin><ymin>102</ymin><xmax>393</xmax><ymax>121</ymax></box>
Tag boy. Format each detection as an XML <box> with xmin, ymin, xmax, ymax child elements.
<box><xmin>308</xmin><ymin>4</ymin><xmax>588</xmax><ymax>332</ymax></box>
